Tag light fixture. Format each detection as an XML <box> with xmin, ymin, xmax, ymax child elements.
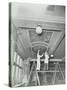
<box><xmin>50</xmin><ymin>54</ymin><xmax>54</xmax><ymax>58</ymax></box>
<box><xmin>36</xmin><ymin>24</ymin><xmax>42</xmax><ymax>34</ymax></box>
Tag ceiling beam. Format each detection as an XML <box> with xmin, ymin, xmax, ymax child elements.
<box><xmin>13</xmin><ymin>19</ymin><xmax>65</xmax><ymax>31</ymax></box>
<box><xmin>17</xmin><ymin>27</ymin><xmax>62</xmax><ymax>32</ymax></box>
<box><xmin>15</xmin><ymin>39</ymin><xmax>25</xmax><ymax>59</ymax></box>
<box><xmin>12</xmin><ymin>14</ymin><xmax>65</xmax><ymax>24</ymax></box>
<box><xmin>49</xmin><ymin>31</ymin><xmax>65</xmax><ymax>54</ymax></box>
<box><xmin>53</xmin><ymin>31</ymin><xmax>65</xmax><ymax>54</ymax></box>
<box><xmin>17</xmin><ymin>30</ymin><xmax>32</xmax><ymax>58</ymax></box>
<box><xmin>13</xmin><ymin>24</ymin><xmax>32</xmax><ymax>59</ymax></box>
<box><xmin>18</xmin><ymin>34</ymin><xmax>26</xmax><ymax>52</ymax></box>
<box><xmin>53</xmin><ymin>34</ymin><xmax>65</xmax><ymax>54</ymax></box>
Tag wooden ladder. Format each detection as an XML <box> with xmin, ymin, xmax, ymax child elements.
<box><xmin>27</xmin><ymin>60</ymin><xmax>40</xmax><ymax>86</ymax></box>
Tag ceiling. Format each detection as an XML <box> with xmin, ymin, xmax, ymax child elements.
<box><xmin>11</xmin><ymin>3</ymin><xmax>65</xmax><ymax>60</ymax></box>
<box><xmin>14</xmin><ymin>27</ymin><xmax>65</xmax><ymax>59</ymax></box>
<box><xmin>11</xmin><ymin>3</ymin><xmax>65</xmax><ymax>23</ymax></box>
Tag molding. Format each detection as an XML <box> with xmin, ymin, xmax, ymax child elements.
<box><xmin>32</xmin><ymin>41</ymin><xmax>48</xmax><ymax>48</ymax></box>
<box><xmin>12</xmin><ymin>19</ymin><xmax>65</xmax><ymax>31</ymax></box>
<box><xmin>12</xmin><ymin>14</ymin><xmax>65</xmax><ymax>23</ymax></box>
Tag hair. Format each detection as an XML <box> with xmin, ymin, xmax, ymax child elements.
<box><xmin>37</xmin><ymin>24</ymin><xmax>42</xmax><ymax>27</ymax></box>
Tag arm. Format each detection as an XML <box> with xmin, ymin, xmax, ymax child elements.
<box><xmin>40</xmin><ymin>54</ymin><xmax>43</xmax><ymax>58</ymax></box>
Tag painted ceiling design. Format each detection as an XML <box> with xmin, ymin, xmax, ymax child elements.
<box><xmin>29</xmin><ymin>30</ymin><xmax>52</xmax><ymax>43</ymax></box>
<box><xmin>15</xmin><ymin>27</ymin><xmax>65</xmax><ymax>59</ymax></box>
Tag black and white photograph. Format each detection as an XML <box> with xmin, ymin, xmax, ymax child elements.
<box><xmin>9</xmin><ymin>2</ymin><xmax>65</xmax><ymax>87</ymax></box>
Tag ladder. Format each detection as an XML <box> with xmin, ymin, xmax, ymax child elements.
<box><xmin>27</xmin><ymin>60</ymin><xmax>40</xmax><ymax>86</ymax></box>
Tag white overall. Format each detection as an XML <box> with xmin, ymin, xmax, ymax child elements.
<box><xmin>44</xmin><ymin>52</ymin><xmax>49</xmax><ymax>64</ymax></box>
<box><xmin>44</xmin><ymin>52</ymin><xmax>49</xmax><ymax>70</ymax></box>
<box><xmin>36</xmin><ymin>51</ymin><xmax>43</xmax><ymax>70</ymax></box>
<box><xmin>44</xmin><ymin>54</ymin><xmax>49</xmax><ymax>64</ymax></box>
<box><xmin>36</xmin><ymin>54</ymin><xmax>41</xmax><ymax>70</ymax></box>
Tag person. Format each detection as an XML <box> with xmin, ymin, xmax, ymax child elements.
<box><xmin>44</xmin><ymin>51</ymin><xmax>49</xmax><ymax>70</ymax></box>
<box><xmin>36</xmin><ymin>50</ymin><xmax>43</xmax><ymax>70</ymax></box>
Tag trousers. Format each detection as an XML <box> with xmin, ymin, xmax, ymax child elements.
<box><xmin>36</xmin><ymin>58</ymin><xmax>40</xmax><ymax>70</ymax></box>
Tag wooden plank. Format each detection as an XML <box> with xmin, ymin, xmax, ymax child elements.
<box><xmin>30</xmin><ymin>59</ymin><xmax>64</xmax><ymax>62</ymax></box>
<box><xmin>36</xmin><ymin>70</ymin><xmax>64</xmax><ymax>73</ymax></box>
<box><xmin>36</xmin><ymin>71</ymin><xmax>40</xmax><ymax>85</ymax></box>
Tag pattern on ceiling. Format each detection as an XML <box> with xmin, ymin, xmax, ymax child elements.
<box><xmin>13</xmin><ymin>23</ymin><xmax>65</xmax><ymax>60</ymax></box>
<box><xmin>13</xmin><ymin>19</ymin><xmax>65</xmax><ymax>30</ymax></box>
<box><xmin>15</xmin><ymin>29</ymin><xmax>32</xmax><ymax>59</ymax></box>
<box><xmin>29</xmin><ymin>30</ymin><xmax>53</xmax><ymax>43</ymax></box>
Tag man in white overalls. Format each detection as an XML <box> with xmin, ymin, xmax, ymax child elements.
<box><xmin>44</xmin><ymin>51</ymin><xmax>49</xmax><ymax>70</ymax></box>
<box><xmin>36</xmin><ymin>50</ymin><xmax>43</xmax><ymax>70</ymax></box>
